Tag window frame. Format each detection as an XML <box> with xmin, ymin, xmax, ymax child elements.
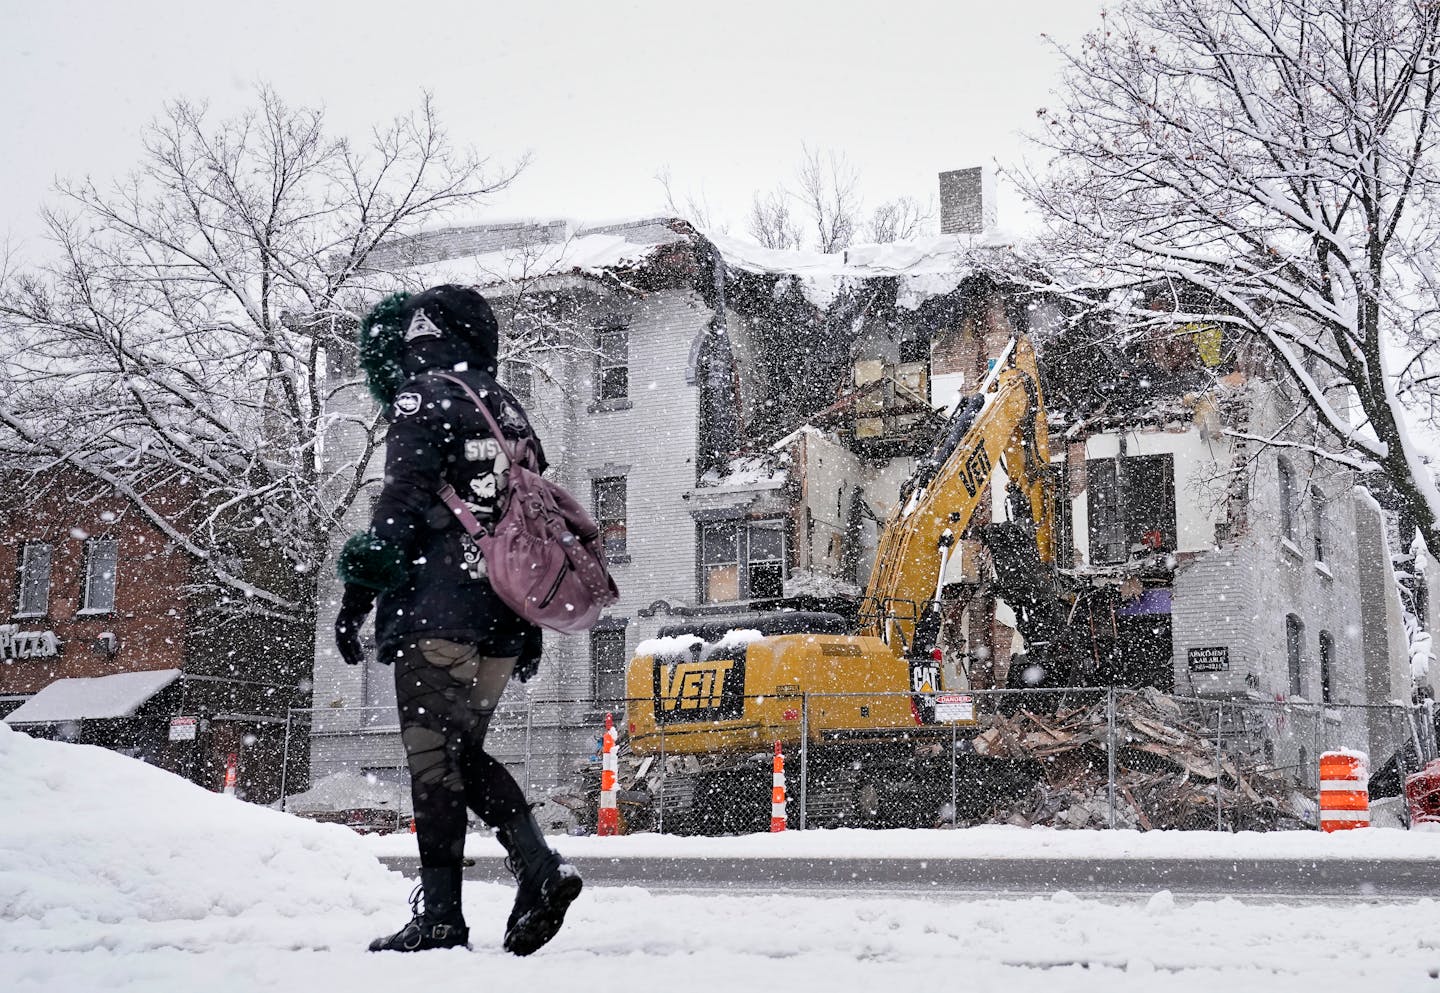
<box><xmin>503</xmin><ymin>359</ymin><xmax>533</xmax><ymax>399</ymax></box>
<box><xmin>698</xmin><ymin>518</ymin><xmax>788</xmax><ymax>604</ymax></box>
<box><xmin>1277</xmin><ymin>459</ymin><xmax>1297</xmax><ymax>543</ymax></box>
<box><xmin>15</xmin><ymin>541</ymin><xmax>53</xmax><ymax>618</ymax></box>
<box><xmin>1318</xmin><ymin>629</ymin><xmax>1335</xmax><ymax>704</ymax></box>
<box><xmin>592</xmin><ymin>476</ymin><xmax>628</xmax><ymax>561</ymax></box>
<box><xmin>1084</xmin><ymin>454</ymin><xmax>1177</xmax><ymax>565</ymax></box>
<box><xmin>1285</xmin><ymin>613</ymin><xmax>1305</xmax><ymax>697</ymax></box>
<box><xmin>595</xmin><ymin>324</ymin><xmax>630</xmax><ymax>402</ymax></box>
<box><xmin>79</xmin><ymin>537</ymin><xmax>119</xmax><ymax>615</ymax></box>
<box><xmin>589</xmin><ymin>626</ymin><xmax>628</xmax><ymax>708</ymax></box>
<box><xmin>1311</xmin><ymin>489</ymin><xmax>1326</xmax><ymax>562</ymax></box>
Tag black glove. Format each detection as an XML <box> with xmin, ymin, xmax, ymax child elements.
<box><xmin>335</xmin><ymin>584</ymin><xmax>376</xmax><ymax>666</ymax></box>
<box><xmin>515</xmin><ymin>626</ymin><xmax>543</xmax><ymax>683</ymax></box>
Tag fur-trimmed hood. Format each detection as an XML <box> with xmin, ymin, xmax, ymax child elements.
<box><xmin>358</xmin><ymin>284</ymin><xmax>500</xmax><ymax>405</ymax></box>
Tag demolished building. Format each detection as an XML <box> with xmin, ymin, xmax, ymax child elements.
<box><xmin>306</xmin><ymin>181</ymin><xmax>1438</xmax><ymax>821</ymax></box>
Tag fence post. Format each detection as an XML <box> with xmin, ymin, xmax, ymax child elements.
<box><xmin>523</xmin><ymin>702</ymin><xmax>533</xmax><ymax>795</ymax></box>
<box><xmin>799</xmin><ymin>693</ymin><xmax>809</xmax><ymax>831</ymax></box>
<box><xmin>950</xmin><ymin>716</ymin><xmax>958</xmax><ymax>827</ymax></box>
<box><xmin>657</xmin><ymin>716</ymin><xmax>666</xmax><ymax>835</ymax></box>
<box><xmin>1215</xmin><ymin>701</ymin><xmax>1224</xmax><ymax>832</ymax></box>
<box><xmin>278</xmin><ymin>706</ymin><xmax>293</xmax><ymax>813</ymax></box>
<box><xmin>1106</xmin><ymin>686</ymin><xmax>1117</xmax><ymax>830</ymax></box>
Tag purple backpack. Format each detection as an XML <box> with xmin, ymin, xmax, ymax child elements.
<box><xmin>429</xmin><ymin>373</ymin><xmax>619</xmax><ymax>634</ymax></box>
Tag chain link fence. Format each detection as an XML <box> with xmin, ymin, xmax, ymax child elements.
<box><xmin>274</xmin><ymin>689</ymin><xmax>1439</xmax><ymax>835</ymax></box>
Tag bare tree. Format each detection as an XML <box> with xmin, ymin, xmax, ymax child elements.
<box><xmin>796</xmin><ymin>143</ymin><xmax>861</xmax><ymax>253</ymax></box>
<box><xmin>747</xmin><ymin>187</ymin><xmax>804</xmax><ymax>250</ymax></box>
<box><xmin>0</xmin><ymin>87</ymin><xmax>521</xmax><ymax>675</ymax></box>
<box><xmin>865</xmin><ymin>195</ymin><xmax>935</xmax><ymax>243</ymax></box>
<box><xmin>656</xmin><ymin>166</ymin><xmax>729</xmax><ymax>235</ymax></box>
<box><xmin>1018</xmin><ymin>0</ymin><xmax>1440</xmax><ymax>546</ymax></box>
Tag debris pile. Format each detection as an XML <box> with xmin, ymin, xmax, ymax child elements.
<box><xmin>969</xmin><ymin>688</ymin><xmax>1311</xmax><ymax>831</ymax></box>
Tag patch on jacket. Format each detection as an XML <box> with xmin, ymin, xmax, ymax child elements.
<box><xmin>394</xmin><ymin>392</ymin><xmax>422</xmax><ymax>417</ymax></box>
<box><xmin>405</xmin><ymin>309</ymin><xmax>443</xmax><ymax>341</ymax></box>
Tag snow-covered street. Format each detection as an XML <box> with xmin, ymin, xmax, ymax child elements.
<box><xmin>5</xmin><ymin>723</ymin><xmax>1440</xmax><ymax>992</ymax></box>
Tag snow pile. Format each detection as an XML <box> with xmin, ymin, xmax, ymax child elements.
<box><xmin>697</xmin><ymin>451</ymin><xmax>788</xmax><ymax>490</ymax></box>
<box><xmin>713</xmin><ymin>628</ymin><xmax>764</xmax><ymax>650</ymax></box>
<box><xmin>0</xmin><ymin>723</ymin><xmax>407</xmax><ymax>952</ymax></box>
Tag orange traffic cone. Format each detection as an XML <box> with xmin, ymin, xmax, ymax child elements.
<box><xmin>1319</xmin><ymin>750</ymin><xmax>1369</xmax><ymax>831</ymax></box>
<box><xmin>597</xmin><ymin>712</ymin><xmax>620</xmax><ymax>836</ymax></box>
<box><xmin>770</xmin><ymin>741</ymin><xmax>787</xmax><ymax>832</ymax></box>
<box><xmin>222</xmin><ymin>753</ymin><xmax>238</xmax><ymax>796</ymax></box>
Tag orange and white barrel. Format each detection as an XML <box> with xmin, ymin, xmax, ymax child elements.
<box><xmin>1319</xmin><ymin>750</ymin><xmax>1369</xmax><ymax>832</ymax></box>
<box><xmin>597</xmin><ymin>712</ymin><xmax>620</xmax><ymax>836</ymax></box>
<box><xmin>222</xmin><ymin>753</ymin><xmax>238</xmax><ymax>796</ymax></box>
<box><xmin>770</xmin><ymin>741</ymin><xmax>787</xmax><ymax>833</ymax></box>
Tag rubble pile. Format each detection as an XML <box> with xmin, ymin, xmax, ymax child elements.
<box><xmin>970</xmin><ymin>688</ymin><xmax>1311</xmax><ymax>831</ymax></box>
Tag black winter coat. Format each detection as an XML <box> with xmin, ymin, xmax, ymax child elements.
<box><xmin>368</xmin><ymin>365</ymin><xmax>546</xmax><ymax>655</ymax></box>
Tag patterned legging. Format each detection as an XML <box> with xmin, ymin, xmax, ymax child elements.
<box><xmin>391</xmin><ymin>638</ymin><xmax>529</xmax><ymax>867</ymax></box>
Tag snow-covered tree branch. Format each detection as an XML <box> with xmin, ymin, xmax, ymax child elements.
<box><xmin>1016</xmin><ymin>0</ymin><xmax>1440</xmax><ymax>545</ymax></box>
<box><xmin>0</xmin><ymin>87</ymin><xmax>521</xmax><ymax>652</ymax></box>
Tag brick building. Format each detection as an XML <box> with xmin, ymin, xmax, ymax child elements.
<box><xmin>0</xmin><ymin>472</ymin><xmax>307</xmax><ymax>801</ymax></box>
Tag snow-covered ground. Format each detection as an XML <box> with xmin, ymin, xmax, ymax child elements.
<box><xmin>4</xmin><ymin>723</ymin><xmax>1438</xmax><ymax>993</ymax></box>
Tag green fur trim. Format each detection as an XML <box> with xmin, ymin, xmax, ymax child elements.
<box><xmin>337</xmin><ymin>531</ymin><xmax>408</xmax><ymax>591</ymax></box>
<box><xmin>358</xmin><ymin>292</ymin><xmax>412</xmax><ymax>405</ymax></box>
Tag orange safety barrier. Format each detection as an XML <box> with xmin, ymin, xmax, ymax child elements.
<box><xmin>597</xmin><ymin>712</ymin><xmax>620</xmax><ymax>836</ymax></box>
<box><xmin>1318</xmin><ymin>750</ymin><xmax>1369</xmax><ymax>832</ymax></box>
<box><xmin>222</xmin><ymin>752</ymin><xmax>238</xmax><ymax>797</ymax></box>
<box><xmin>770</xmin><ymin>741</ymin><xmax>787</xmax><ymax>833</ymax></box>
<box><xmin>1404</xmin><ymin>759</ymin><xmax>1440</xmax><ymax>825</ymax></box>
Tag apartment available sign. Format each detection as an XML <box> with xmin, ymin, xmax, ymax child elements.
<box><xmin>0</xmin><ymin>624</ymin><xmax>60</xmax><ymax>662</ymax></box>
<box><xmin>1188</xmin><ymin>646</ymin><xmax>1230</xmax><ymax>673</ymax></box>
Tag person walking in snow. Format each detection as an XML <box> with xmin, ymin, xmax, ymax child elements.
<box><xmin>333</xmin><ymin>285</ymin><xmax>582</xmax><ymax>954</ymax></box>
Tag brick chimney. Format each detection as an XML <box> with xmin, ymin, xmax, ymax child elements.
<box><xmin>938</xmin><ymin>167</ymin><xmax>996</xmax><ymax>235</ymax></box>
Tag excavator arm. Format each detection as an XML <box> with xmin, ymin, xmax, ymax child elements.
<box><xmin>860</xmin><ymin>335</ymin><xmax>1056</xmax><ymax>659</ymax></box>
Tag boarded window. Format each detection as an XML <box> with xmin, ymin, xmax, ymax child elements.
<box><xmin>592</xmin><ymin>476</ymin><xmax>627</xmax><ymax>559</ymax></box>
<box><xmin>1286</xmin><ymin>614</ymin><xmax>1305</xmax><ymax>697</ymax></box>
<box><xmin>1319</xmin><ymin>629</ymin><xmax>1335</xmax><ymax>704</ymax></box>
<box><xmin>81</xmin><ymin>538</ymin><xmax>119</xmax><ymax>613</ymax></box>
<box><xmin>596</xmin><ymin>325</ymin><xmax>629</xmax><ymax>401</ymax></box>
<box><xmin>1086</xmin><ymin>455</ymin><xmax>1176</xmax><ymax>565</ymax></box>
<box><xmin>699</xmin><ymin>519</ymin><xmax>786</xmax><ymax>603</ymax></box>
<box><xmin>590</xmin><ymin>627</ymin><xmax>628</xmax><ymax>707</ymax></box>
<box><xmin>16</xmin><ymin>542</ymin><xmax>52</xmax><ymax>617</ymax></box>
<box><xmin>1278</xmin><ymin>459</ymin><xmax>1297</xmax><ymax>542</ymax></box>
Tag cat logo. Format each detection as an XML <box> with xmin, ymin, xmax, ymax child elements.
<box><xmin>654</xmin><ymin>657</ymin><xmax>745</xmax><ymax>725</ymax></box>
<box><xmin>957</xmin><ymin>440</ymin><xmax>992</xmax><ymax>498</ymax></box>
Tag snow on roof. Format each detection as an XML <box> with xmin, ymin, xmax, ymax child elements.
<box><xmin>4</xmin><ymin>668</ymin><xmax>181</xmax><ymax>724</ymax></box>
<box><xmin>709</xmin><ymin>231</ymin><xmax>1010</xmax><ymax>310</ymax></box>
<box><xmin>385</xmin><ymin>218</ymin><xmax>689</xmax><ymax>291</ymax></box>
<box><xmin>697</xmin><ymin>451</ymin><xmax>789</xmax><ymax>491</ymax></box>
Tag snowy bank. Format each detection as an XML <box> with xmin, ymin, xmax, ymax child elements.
<box><xmin>0</xmin><ymin>723</ymin><xmax>407</xmax><ymax>947</ymax></box>
<box><xmin>360</xmin><ymin>822</ymin><xmax>1440</xmax><ymax>861</ymax></box>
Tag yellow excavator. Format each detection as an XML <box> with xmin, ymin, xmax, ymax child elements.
<box><xmin>622</xmin><ymin>334</ymin><xmax>1072</xmax><ymax>831</ymax></box>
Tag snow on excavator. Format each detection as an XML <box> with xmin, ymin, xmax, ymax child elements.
<box><xmin>620</xmin><ymin>334</ymin><xmax>1087</xmax><ymax>832</ymax></box>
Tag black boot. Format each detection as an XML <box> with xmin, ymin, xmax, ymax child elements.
<box><xmin>368</xmin><ymin>867</ymin><xmax>470</xmax><ymax>952</ymax></box>
<box><xmin>497</xmin><ymin>809</ymin><xmax>583</xmax><ymax>956</ymax></box>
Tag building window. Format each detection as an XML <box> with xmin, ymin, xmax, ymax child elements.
<box><xmin>503</xmin><ymin>359</ymin><xmax>533</xmax><ymax>398</ymax></box>
<box><xmin>590</xmin><ymin>626</ymin><xmax>627</xmax><ymax>707</ymax></box>
<box><xmin>15</xmin><ymin>542</ymin><xmax>53</xmax><ymax>617</ymax></box>
<box><xmin>592</xmin><ymin>476</ymin><xmax>627</xmax><ymax>559</ymax></box>
<box><xmin>81</xmin><ymin>538</ymin><xmax>119</xmax><ymax>614</ymax></box>
<box><xmin>1277</xmin><ymin>459</ymin><xmax>1297</xmax><ymax>542</ymax></box>
<box><xmin>1085</xmin><ymin>454</ymin><xmax>1177</xmax><ymax>565</ymax></box>
<box><xmin>699</xmin><ymin>519</ymin><xmax>786</xmax><ymax>603</ymax></box>
<box><xmin>596</xmin><ymin>325</ymin><xmax>629</xmax><ymax>401</ymax></box>
<box><xmin>1319</xmin><ymin>629</ymin><xmax>1335</xmax><ymax>704</ymax></box>
<box><xmin>1311</xmin><ymin>490</ymin><xmax>1326</xmax><ymax>562</ymax></box>
<box><xmin>1285</xmin><ymin>613</ymin><xmax>1305</xmax><ymax>697</ymax></box>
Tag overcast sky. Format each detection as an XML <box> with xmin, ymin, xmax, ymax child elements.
<box><xmin>1</xmin><ymin>0</ymin><xmax>1105</xmax><ymax>257</ymax></box>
